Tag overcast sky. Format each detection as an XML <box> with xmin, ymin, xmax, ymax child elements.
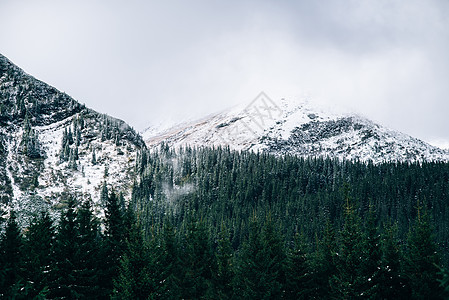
<box><xmin>1</xmin><ymin>0</ymin><xmax>449</xmax><ymax>148</ymax></box>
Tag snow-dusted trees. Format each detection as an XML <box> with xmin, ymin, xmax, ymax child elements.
<box><xmin>20</xmin><ymin>113</ymin><xmax>43</xmax><ymax>159</ymax></box>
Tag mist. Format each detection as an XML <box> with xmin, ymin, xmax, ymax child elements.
<box><xmin>1</xmin><ymin>0</ymin><xmax>448</xmax><ymax>147</ymax></box>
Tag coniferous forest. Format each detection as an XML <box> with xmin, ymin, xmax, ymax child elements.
<box><xmin>2</xmin><ymin>145</ymin><xmax>449</xmax><ymax>299</ymax></box>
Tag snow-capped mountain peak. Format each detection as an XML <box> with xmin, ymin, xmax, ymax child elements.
<box><xmin>143</xmin><ymin>93</ymin><xmax>449</xmax><ymax>163</ymax></box>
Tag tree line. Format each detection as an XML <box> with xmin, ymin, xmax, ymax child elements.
<box><xmin>131</xmin><ymin>146</ymin><xmax>449</xmax><ymax>261</ymax></box>
<box><xmin>0</xmin><ymin>188</ymin><xmax>448</xmax><ymax>298</ymax></box>
<box><xmin>2</xmin><ymin>145</ymin><xmax>449</xmax><ymax>298</ymax></box>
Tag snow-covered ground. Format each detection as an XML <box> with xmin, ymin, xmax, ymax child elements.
<box><xmin>1</xmin><ymin>112</ymin><xmax>140</xmax><ymax>224</ymax></box>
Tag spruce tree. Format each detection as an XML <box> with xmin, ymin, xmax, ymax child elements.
<box><xmin>309</xmin><ymin>220</ymin><xmax>337</xmax><ymax>299</ymax></box>
<box><xmin>377</xmin><ymin>223</ymin><xmax>408</xmax><ymax>299</ymax></box>
<box><xmin>358</xmin><ymin>205</ymin><xmax>382</xmax><ymax>298</ymax></box>
<box><xmin>48</xmin><ymin>197</ymin><xmax>79</xmax><ymax>299</ymax></box>
<box><xmin>332</xmin><ymin>194</ymin><xmax>365</xmax><ymax>298</ymax></box>
<box><xmin>404</xmin><ymin>206</ymin><xmax>444</xmax><ymax>299</ymax></box>
<box><xmin>73</xmin><ymin>200</ymin><xmax>102</xmax><ymax>298</ymax></box>
<box><xmin>113</xmin><ymin>209</ymin><xmax>152</xmax><ymax>299</ymax></box>
<box><xmin>0</xmin><ymin>211</ymin><xmax>26</xmax><ymax>298</ymax></box>
<box><xmin>214</xmin><ymin>223</ymin><xmax>234</xmax><ymax>299</ymax></box>
<box><xmin>158</xmin><ymin>221</ymin><xmax>182</xmax><ymax>299</ymax></box>
<box><xmin>235</xmin><ymin>215</ymin><xmax>286</xmax><ymax>299</ymax></box>
<box><xmin>100</xmin><ymin>191</ymin><xmax>125</xmax><ymax>297</ymax></box>
<box><xmin>438</xmin><ymin>267</ymin><xmax>449</xmax><ymax>297</ymax></box>
<box><xmin>260</xmin><ymin>215</ymin><xmax>286</xmax><ymax>299</ymax></box>
<box><xmin>181</xmin><ymin>217</ymin><xmax>214</xmax><ymax>299</ymax></box>
<box><xmin>91</xmin><ymin>148</ymin><xmax>97</xmax><ymax>165</ymax></box>
<box><xmin>285</xmin><ymin>231</ymin><xmax>310</xmax><ymax>299</ymax></box>
<box><xmin>100</xmin><ymin>181</ymin><xmax>108</xmax><ymax>207</ymax></box>
<box><xmin>24</xmin><ymin>211</ymin><xmax>54</xmax><ymax>299</ymax></box>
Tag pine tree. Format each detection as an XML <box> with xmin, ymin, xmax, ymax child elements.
<box><xmin>285</xmin><ymin>231</ymin><xmax>310</xmax><ymax>299</ymax></box>
<box><xmin>91</xmin><ymin>148</ymin><xmax>97</xmax><ymax>165</ymax></box>
<box><xmin>73</xmin><ymin>200</ymin><xmax>102</xmax><ymax>298</ymax></box>
<box><xmin>67</xmin><ymin>127</ymin><xmax>73</xmax><ymax>145</ymax></box>
<box><xmin>404</xmin><ymin>206</ymin><xmax>444</xmax><ymax>299</ymax></box>
<box><xmin>22</xmin><ymin>112</ymin><xmax>31</xmax><ymax>136</ymax></box>
<box><xmin>260</xmin><ymin>215</ymin><xmax>286</xmax><ymax>299</ymax></box>
<box><xmin>438</xmin><ymin>267</ymin><xmax>449</xmax><ymax>297</ymax></box>
<box><xmin>63</xmin><ymin>142</ymin><xmax>70</xmax><ymax>162</ymax></box>
<box><xmin>309</xmin><ymin>220</ymin><xmax>337</xmax><ymax>299</ymax></box>
<box><xmin>332</xmin><ymin>193</ymin><xmax>365</xmax><ymax>298</ymax></box>
<box><xmin>78</xmin><ymin>112</ymin><xmax>85</xmax><ymax>130</ymax></box>
<box><xmin>235</xmin><ymin>215</ymin><xmax>286</xmax><ymax>299</ymax></box>
<box><xmin>358</xmin><ymin>205</ymin><xmax>382</xmax><ymax>298</ymax></box>
<box><xmin>75</xmin><ymin>126</ymin><xmax>81</xmax><ymax>146</ymax></box>
<box><xmin>158</xmin><ymin>221</ymin><xmax>182</xmax><ymax>299</ymax></box>
<box><xmin>113</xmin><ymin>208</ymin><xmax>152</xmax><ymax>299</ymax></box>
<box><xmin>100</xmin><ymin>181</ymin><xmax>108</xmax><ymax>207</ymax></box>
<box><xmin>48</xmin><ymin>197</ymin><xmax>79</xmax><ymax>299</ymax></box>
<box><xmin>181</xmin><ymin>217</ymin><xmax>215</xmax><ymax>299</ymax></box>
<box><xmin>24</xmin><ymin>211</ymin><xmax>54</xmax><ymax>299</ymax></box>
<box><xmin>26</xmin><ymin>129</ymin><xmax>42</xmax><ymax>158</ymax></box>
<box><xmin>214</xmin><ymin>223</ymin><xmax>234</xmax><ymax>299</ymax></box>
<box><xmin>377</xmin><ymin>223</ymin><xmax>408</xmax><ymax>299</ymax></box>
<box><xmin>59</xmin><ymin>128</ymin><xmax>68</xmax><ymax>163</ymax></box>
<box><xmin>99</xmin><ymin>191</ymin><xmax>125</xmax><ymax>297</ymax></box>
<box><xmin>0</xmin><ymin>211</ymin><xmax>26</xmax><ymax>298</ymax></box>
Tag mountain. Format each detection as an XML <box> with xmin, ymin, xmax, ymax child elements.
<box><xmin>0</xmin><ymin>54</ymin><xmax>145</xmax><ymax>221</ymax></box>
<box><xmin>143</xmin><ymin>92</ymin><xmax>449</xmax><ymax>163</ymax></box>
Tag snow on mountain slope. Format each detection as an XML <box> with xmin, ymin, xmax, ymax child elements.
<box><xmin>0</xmin><ymin>53</ymin><xmax>144</xmax><ymax>222</ymax></box>
<box><xmin>143</xmin><ymin>92</ymin><xmax>449</xmax><ymax>163</ymax></box>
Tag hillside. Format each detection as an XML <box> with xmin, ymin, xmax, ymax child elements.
<box><xmin>0</xmin><ymin>54</ymin><xmax>145</xmax><ymax>221</ymax></box>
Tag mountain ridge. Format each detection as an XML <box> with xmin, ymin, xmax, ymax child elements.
<box><xmin>143</xmin><ymin>93</ymin><xmax>449</xmax><ymax>163</ymax></box>
<box><xmin>0</xmin><ymin>53</ymin><xmax>145</xmax><ymax>222</ymax></box>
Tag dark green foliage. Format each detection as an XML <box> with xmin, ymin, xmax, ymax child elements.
<box><xmin>214</xmin><ymin>224</ymin><xmax>235</xmax><ymax>299</ymax></box>
<box><xmin>101</xmin><ymin>181</ymin><xmax>108</xmax><ymax>207</ymax></box>
<box><xmin>2</xmin><ymin>146</ymin><xmax>449</xmax><ymax>298</ymax></box>
<box><xmin>60</xmin><ymin>124</ymin><xmax>81</xmax><ymax>168</ymax></box>
<box><xmin>308</xmin><ymin>220</ymin><xmax>338</xmax><ymax>299</ymax></box>
<box><xmin>157</xmin><ymin>221</ymin><xmax>183</xmax><ymax>299</ymax></box>
<box><xmin>284</xmin><ymin>231</ymin><xmax>310</xmax><ymax>299</ymax></box>
<box><xmin>113</xmin><ymin>209</ymin><xmax>152</xmax><ymax>299</ymax></box>
<box><xmin>73</xmin><ymin>200</ymin><xmax>102</xmax><ymax>298</ymax></box>
<box><xmin>100</xmin><ymin>191</ymin><xmax>126</xmax><ymax>297</ymax></box>
<box><xmin>181</xmin><ymin>217</ymin><xmax>215</xmax><ymax>299</ymax></box>
<box><xmin>359</xmin><ymin>205</ymin><xmax>382</xmax><ymax>298</ymax></box>
<box><xmin>332</xmin><ymin>195</ymin><xmax>366</xmax><ymax>298</ymax></box>
<box><xmin>235</xmin><ymin>215</ymin><xmax>286</xmax><ymax>299</ymax></box>
<box><xmin>47</xmin><ymin>198</ymin><xmax>103</xmax><ymax>298</ymax></box>
<box><xmin>24</xmin><ymin>212</ymin><xmax>54</xmax><ymax>299</ymax></box>
<box><xmin>403</xmin><ymin>206</ymin><xmax>444</xmax><ymax>299</ymax></box>
<box><xmin>48</xmin><ymin>197</ymin><xmax>79</xmax><ymax>298</ymax></box>
<box><xmin>439</xmin><ymin>267</ymin><xmax>449</xmax><ymax>297</ymax></box>
<box><xmin>131</xmin><ymin>146</ymin><xmax>449</xmax><ymax>262</ymax></box>
<box><xmin>0</xmin><ymin>211</ymin><xmax>26</xmax><ymax>298</ymax></box>
<box><xmin>378</xmin><ymin>223</ymin><xmax>408</xmax><ymax>299</ymax></box>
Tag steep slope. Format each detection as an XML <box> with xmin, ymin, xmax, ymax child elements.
<box><xmin>143</xmin><ymin>92</ymin><xmax>449</xmax><ymax>163</ymax></box>
<box><xmin>0</xmin><ymin>54</ymin><xmax>145</xmax><ymax>220</ymax></box>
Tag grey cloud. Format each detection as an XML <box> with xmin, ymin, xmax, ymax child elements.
<box><xmin>1</xmin><ymin>0</ymin><xmax>448</xmax><ymax>147</ymax></box>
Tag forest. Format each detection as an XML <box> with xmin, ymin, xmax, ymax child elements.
<box><xmin>1</xmin><ymin>145</ymin><xmax>449</xmax><ymax>299</ymax></box>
